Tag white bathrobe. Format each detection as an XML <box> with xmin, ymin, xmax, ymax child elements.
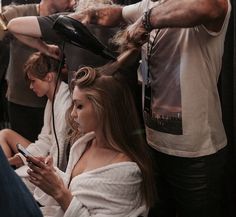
<box><xmin>15</xmin><ymin>82</ymin><xmax>71</xmax><ymax>193</ymax></box>
<box><xmin>35</xmin><ymin>132</ymin><xmax>148</xmax><ymax>217</ymax></box>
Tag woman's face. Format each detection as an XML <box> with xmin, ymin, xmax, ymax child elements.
<box><xmin>71</xmin><ymin>86</ymin><xmax>99</xmax><ymax>134</ymax></box>
<box><xmin>28</xmin><ymin>74</ymin><xmax>50</xmax><ymax>98</ymax></box>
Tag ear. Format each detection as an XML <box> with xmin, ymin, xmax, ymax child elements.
<box><xmin>45</xmin><ymin>72</ymin><xmax>54</xmax><ymax>82</ymax></box>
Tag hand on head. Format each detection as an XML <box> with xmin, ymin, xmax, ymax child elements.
<box><xmin>112</xmin><ymin>17</ymin><xmax>149</xmax><ymax>53</ymax></box>
<box><xmin>45</xmin><ymin>44</ymin><xmax>62</xmax><ymax>60</ymax></box>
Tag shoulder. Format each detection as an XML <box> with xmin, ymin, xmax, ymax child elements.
<box><xmin>122</xmin><ymin>2</ymin><xmax>143</xmax><ymax>23</ymax></box>
<box><xmin>58</xmin><ymin>82</ymin><xmax>71</xmax><ymax>103</ymax></box>
<box><xmin>38</xmin><ymin>12</ymin><xmax>70</xmax><ymax>25</ymax></box>
<box><xmin>37</xmin><ymin>13</ymin><xmax>68</xmax><ymax>43</ymax></box>
<box><xmin>3</xmin><ymin>4</ymin><xmax>37</xmax><ymax>22</ymax></box>
<box><xmin>7</xmin><ymin>4</ymin><xmax>37</xmax><ymax>14</ymax></box>
<box><xmin>203</xmin><ymin>0</ymin><xmax>231</xmax><ymax>32</ymax></box>
<box><xmin>56</xmin><ymin>81</ymin><xmax>68</xmax><ymax>95</ymax></box>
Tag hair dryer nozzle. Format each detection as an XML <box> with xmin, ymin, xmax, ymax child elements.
<box><xmin>53</xmin><ymin>15</ymin><xmax>116</xmax><ymax>61</ymax></box>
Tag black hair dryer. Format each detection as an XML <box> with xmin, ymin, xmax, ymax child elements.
<box><xmin>53</xmin><ymin>15</ymin><xmax>117</xmax><ymax>61</ymax></box>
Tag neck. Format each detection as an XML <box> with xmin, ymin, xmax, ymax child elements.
<box><xmin>90</xmin><ymin>133</ymin><xmax>109</xmax><ymax>149</ymax></box>
<box><xmin>47</xmin><ymin>81</ymin><xmax>61</xmax><ymax>101</ymax></box>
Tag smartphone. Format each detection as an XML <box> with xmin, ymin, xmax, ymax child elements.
<box><xmin>16</xmin><ymin>143</ymin><xmax>34</xmax><ymax>158</ymax></box>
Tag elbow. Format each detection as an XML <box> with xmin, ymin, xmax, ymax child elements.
<box><xmin>200</xmin><ymin>0</ymin><xmax>228</xmax><ymax>21</ymax></box>
<box><xmin>7</xmin><ymin>18</ymin><xmax>18</xmax><ymax>34</ymax></box>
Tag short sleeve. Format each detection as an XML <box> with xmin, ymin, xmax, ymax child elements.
<box><xmin>122</xmin><ymin>2</ymin><xmax>143</xmax><ymax>24</ymax></box>
<box><xmin>37</xmin><ymin>13</ymin><xmax>69</xmax><ymax>43</ymax></box>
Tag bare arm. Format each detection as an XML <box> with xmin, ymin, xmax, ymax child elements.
<box><xmin>7</xmin><ymin>16</ymin><xmax>61</xmax><ymax>59</ymax></box>
<box><xmin>114</xmin><ymin>0</ymin><xmax>229</xmax><ymax>51</ymax></box>
<box><xmin>27</xmin><ymin>156</ymin><xmax>73</xmax><ymax>211</ymax></box>
<box><xmin>149</xmin><ymin>0</ymin><xmax>228</xmax><ymax>32</ymax></box>
<box><xmin>7</xmin><ymin>16</ymin><xmax>42</xmax><ymax>37</ymax></box>
<box><xmin>13</xmin><ymin>33</ymin><xmax>61</xmax><ymax>59</ymax></box>
<box><xmin>69</xmin><ymin>5</ymin><xmax>125</xmax><ymax>27</ymax></box>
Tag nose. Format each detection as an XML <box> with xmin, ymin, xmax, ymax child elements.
<box><xmin>71</xmin><ymin>105</ymin><xmax>77</xmax><ymax>119</ymax></box>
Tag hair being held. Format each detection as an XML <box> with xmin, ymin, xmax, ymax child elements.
<box><xmin>23</xmin><ymin>51</ymin><xmax>61</xmax><ymax>81</ymax></box>
<box><xmin>111</xmin><ymin>17</ymin><xmax>149</xmax><ymax>53</ymax></box>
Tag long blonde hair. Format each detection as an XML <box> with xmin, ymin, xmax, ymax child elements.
<box><xmin>68</xmin><ymin>64</ymin><xmax>156</xmax><ymax>207</ymax></box>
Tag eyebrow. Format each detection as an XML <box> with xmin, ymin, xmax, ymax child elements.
<box><xmin>72</xmin><ymin>99</ymin><xmax>83</xmax><ymax>104</ymax></box>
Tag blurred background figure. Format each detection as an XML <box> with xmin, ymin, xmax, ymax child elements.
<box><xmin>0</xmin><ymin>52</ymin><xmax>72</xmax><ymax>194</ymax></box>
<box><xmin>0</xmin><ymin>0</ymin><xmax>75</xmax><ymax>141</ymax></box>
<box><xmin>0</xmin><ymin>146</ymin><xmax>43</xmax><ymax>217</ymax></box>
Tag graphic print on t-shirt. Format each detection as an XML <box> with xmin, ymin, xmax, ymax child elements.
<box><xmin>142</xmin><ymin>29</ymin><xmax>183</xmax><ymax>135</ymax></box>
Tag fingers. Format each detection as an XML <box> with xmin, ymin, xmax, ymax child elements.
<box><xmin>27</xmin><ymin>156</ymin><xmax>46</xmax><ymax>169</ymax></box>
<box><xmin>44</xmin><ymin>156</ymin><xmax>53</xmax><ymax>166</ymax></box>
<box><xmin>27</xmin><ymin>165</ymin><xmax>45</xmax><ymax>187</ymax></box>
<box><xmin>27</xmin><ymin>160</ymin><xmax>51</xmax><ymax>186</ymax></box>
<box><xmin>46</xmin><ymin>44</ymin><xmax>62</xmax><ymax>60</ymax></box>
<box><xmin>27</xmin><ymin>168</ymin><xmax>41</xmax><ymax>180</ymax></box>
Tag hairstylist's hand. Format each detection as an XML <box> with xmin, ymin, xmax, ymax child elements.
<box><xmin>113</xmin><ymin>17</ymin><xmax>149</xmax><ymax>52</ymax></box>
<box><xmin>128</xmin><ymin>17</ymin><xmax>149</xmax><ymax>45</ymax></box>
<box><xmin>45</xmin><ymin>44</ymin><xmax>62</xmax><ymax>60</ymax></box>
<box><xmin>27</xmin><ymin>156</ymin><xmax>65</xmax><ymax>198</ymax></box>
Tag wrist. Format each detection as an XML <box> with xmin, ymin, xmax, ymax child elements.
<box><xmin>54</xmin><ymin>187</ymin><xmax>73</xmax><ymax>211</ymax></box>
<box><xmin>142</xmin><ymin>8</ymin><xmax>154</xmax><ymax>32</ymax></box>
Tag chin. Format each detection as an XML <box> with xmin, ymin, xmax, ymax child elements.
<box><xmin>36</xmin><ymin>93</ymin><xmax>43</xmax><ymax>97</ymax></box>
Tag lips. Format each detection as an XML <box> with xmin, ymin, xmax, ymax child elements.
<box><xmin>74</xmin><ymin>118</ymin><xmax>80</xmax><ymax>126</ymax></box>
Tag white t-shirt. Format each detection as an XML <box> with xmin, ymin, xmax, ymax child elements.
<box><xmin>123</xmin><ymin>0</ymin><xmax>231</xmax><ymax>157</ymax></box>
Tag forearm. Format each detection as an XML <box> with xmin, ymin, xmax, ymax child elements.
<box><xmin>13</xmin><ymin>33</ymin><xmax>51</xmax><ymax>54</ymax></box>
<box><xmin>149</xmin><ymin>0</ymin><xmax>227</xmax><ymax>30</ymax></box>
<box><xmin>70</xmin><ymin>5</ymin><xmax>125</xmax><ymax>27</ymax></box>
<box><xmin>54</xmin><ymin>187</ymin><xmax>73</xmax><ymax>212</ymax></box>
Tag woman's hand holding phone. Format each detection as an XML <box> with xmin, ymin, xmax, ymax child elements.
<box><xmin>27</xmin><ymin>156</ymin><xmax>65</xmax><ymax>198</ymax></box>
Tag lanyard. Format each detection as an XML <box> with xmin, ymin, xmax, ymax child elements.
<box><xmin>146</xmin><ymin>29</ymin><xmax>160</xmax><ymax>84</ymax></box>
<box><xmin>144</xmin><ymin>29</ymin><xmax>160</xmax><ymax>115</ymax></box>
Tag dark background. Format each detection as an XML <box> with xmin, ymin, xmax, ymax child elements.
<box><xmin>1</xmin><ymin>0</ymin><xmax>236</xmax><ymax>216</ymax></box>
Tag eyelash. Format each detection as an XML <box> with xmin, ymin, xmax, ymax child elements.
<box><xmin>76</xmin><ymin>104</ymin><xmax>83</xmax><ymax>109</ymax></box>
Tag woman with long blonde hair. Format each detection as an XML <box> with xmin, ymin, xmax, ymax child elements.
<box><xmin>24</xmin><ymin>61</ymin><xmax>155</xmax><ymax>216</ymax></box>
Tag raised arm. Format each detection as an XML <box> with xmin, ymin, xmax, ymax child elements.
<box><xmin>115</xmin><ymin>0</ymin><xmax>229</xmax><ymax>51</ymax></box>
<box><xmin>8</xmin><ymin>16</ymin><xmax>42</xmax><ymax>37</ymax></box>
<box><xmin>69</xmin><ymin>5</ymin><xmax>124</xmax><ymax>27</ymax></box>
<box><xmin>7</xmin><ymin>16</ymin><xmax>61</xmax><ymax>59</ymax></box>
<box><xmin>147</xmin><ymin>0</ymin><xmax>228</xmax><ymax>32</ymax></box>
